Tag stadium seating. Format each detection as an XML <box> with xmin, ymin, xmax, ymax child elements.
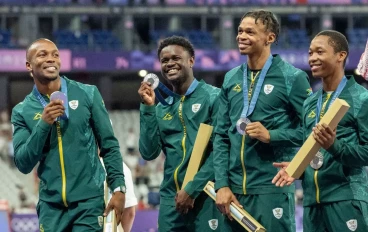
<box><xmin>109</xmin><ymin>110</ymin><xmax>140</xmax><ymax>155</ymax></box>
<box><xmin>346</xmin><ymin>28</ymin><xmax>368</xmax><ymax>48</ymax></box>
<box><xmin>150</xmin><ymin>30</ymin><xmax>216</xmax><ymax>49</ymax></box>
<box><xmin>1</xmin><ymin>24</ymin><xmax>367</xmax><ymax>51</ymax></box>
<box><xmin>53</xmin><ymin>30</ymin><xmax>89</xmax><ymax>50</ymax></box>
<box><xmin>285</xmin><ymin>29</ymin><xmax>310</xmax><ymax>49</ymax></box>
<box><xmin>0</xmin><ymin>160</ymin><xmax>37</xmax><ymax>209</ymax></box>
<box><xmin>91</xmin><ymin>30</ymin><xmax>121</xmax><ymax>50</ymax></box>
<box><xmin>53</xmin><ymin>30</ymin><xmax>121</xmax><ymax>51</ymax></box>
<box><xmin>0</xmin><ymin>30</ymin><xmax>12</xmax><ymax>48</ymax></box>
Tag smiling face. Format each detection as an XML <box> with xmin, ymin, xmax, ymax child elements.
<box><xmin>236</xmin><ymin>17</ymin><xmax>275</xmax><ymax>56</ymax></box>
<box><xmin>308</xmin><ymin>35</ymin><xmax>347</xmax><ymax>79</ymax></box>
<box><xmin>26</xmin><ymin>39</ymin><xmax>61</xmax><ymax>83</ymax></box>
<box><xmin>159</xmin><ymin>45</ymin><xmax>194</xmax><ymax>85</ymax></box>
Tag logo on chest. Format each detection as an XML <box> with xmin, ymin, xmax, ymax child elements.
<box><xmin>208</xmin><ymin>219</ymin><xmax>218</xmax><ymax>230</ymax></box>
<box><xmin>69</xmin><ymin>100</ymin><xmax>79</xmax><ymax>110</ymax></box>
<box><xmin>33</xmin><ymin>112</ymin><xmax>42</xmax><ymax>120</ymax></box>
<box><xmin>192</xmin><ymin>103</ymin><xmax>201</xmax><ymax>113</ymax></box>
<box><xmin>264</xmin><ymin>84</ymin><xmax>274</xmax><ymax>94</ymax></box>
<box><xmin>163</xmin><ymin>113</ymin><xmax>173</xmax><ymax>121</ymax></box>
<box><xmin>346</xmin><ymin>219</ymin><xmax>358</xmax><ymax>231</ymax></box>
<box><xmin>308</xmin><ymin>110</ymin><xmax>316</xmax><ymax>118</ymax></box>
<box><xmin>272</xmin><ymin>208</ymin><xmax>283</xmax><ymax>219</ymax></box>
<box><xmin>233</xmin><ymin>84</ymin><xmax>241</xmax><ymax>92</ymax></box>
<box><xmin>307</xmin><ymin>88</ymin><xmax>313</xmax><ymax>96</ymax></box>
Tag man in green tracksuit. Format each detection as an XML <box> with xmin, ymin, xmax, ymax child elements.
<box><xmin>214</xmin><ymin>10</ymin><xmax>311</xmax><ymax>231</ymax></box>
<box><xmin>273</xmin><ymin>31</ymin><xmax>368</xmax><ymax>232</ymax></box>
<box><xmin>138</xmin><ymin>36</ymin><xmax>223</xmax><ymax>231</ymax></box>
<box><xmin>12</xmin><ymin>38</ymin><xmax>126</xmax><ymax>232</ymax></box>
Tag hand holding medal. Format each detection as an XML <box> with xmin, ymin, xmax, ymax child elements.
<box><xmin>236</xmin><ymin>118</ymin><xmax>251</xmax><ymax>135</ymax></box>
<box><xmin>50</xmin><ymin>91</ymin><xmax>69</xmax><ymax>121</ymax></box>
<box><xmin>140</xmin><ymin>73</ymin><xmax>198</xmax><ymax>106</ymax></box>
<box><xmin>143</xmin><ymin>73</ymin><xmax>159</xmax><ymax>90</ymax></box>
<box><xmin>237</xmin><ymin>55</ymin><xmax>273</xmax><ymax>139</ymax></box>
<box><xmin>138</xmin><ymin>73</ymin><xmax>157</xmax><ymax>106</ymax></box>
<box><xmin>241</xmin><ymin>121</ymin><xmax>271</xmax><ymax>143</ymax></box>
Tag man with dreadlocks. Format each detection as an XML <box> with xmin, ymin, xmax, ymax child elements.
<box><xmin>213</xmin><ymin>9</ymin><xmax>311</xmax><ymax>231</ymax></box>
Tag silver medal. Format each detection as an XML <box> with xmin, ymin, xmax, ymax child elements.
<box><xmin>310</xmin><ymin>151</ymin><xmax>324</xmax><ymax>169</ymax></box>
<box><xmin>236</xmin><ymin>118</ymin><xmax>251</xmax><ymax>135</ymax></box>
<box><xmin>143</xmin><ymin>73</ymin><xmax>159</xmax><ymax>90</ymax></box>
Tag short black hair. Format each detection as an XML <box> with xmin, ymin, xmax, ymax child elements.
<box><xmin>315</xmin><ymin>30</ymin><xmax>349</xmax><ymax>66</ymax></box>
<box><xmin>240</xmin><ymin>9</ymin><xmax>280</xmax><ymax>43</ymax></box>
<box><xmin>157</xmin><ymin>36</ymin><xmax>195</xmax><ymax>58</ymax></box>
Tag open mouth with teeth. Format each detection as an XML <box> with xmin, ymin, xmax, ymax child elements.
<box><xmin>239</xmin><ymin>43</ymin><xmax>250</xmax><ymax>46</ymax></box>
<box><xmin>238</xmin><ymin>43</ymin><xmax>251</xmax><ymax>49</ymax></box>
<box><xmin>44</xmin><ymin>66</ymin><xmax>57</xmax><ymax>72</ymax></box>
<box><xmin>310</xmin><ymin>64</ymin><xmax>322</xmax><ymax>72</ymax></box>
<box><xmin>167</xmin><ymin>68</ymin><xmax>179</xmax><ymax>75</ymax></box>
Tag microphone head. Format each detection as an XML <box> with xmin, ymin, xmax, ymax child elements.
<box><xmin>143</xmin><ymin>73</ymin><xmax>159</xmax><ymax>89</ymax></box>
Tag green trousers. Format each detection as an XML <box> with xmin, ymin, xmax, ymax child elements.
<box><xmin>158</xmin><ymin>193</ymin><xmax>224</xmax><ymax>232</ymax></box>
<box><xmin>303</xmin><ymin>200</ymin><xmax>368</xmax><ymax>232</ymax></box>
<box><xmin>37</xmin><ymin>196</ymin><xmax>105</xmax><ymax>232</ymax></box>
<box><xmin>221</xmin><ymin>193</ymin><xmax>296</xmax><ymax>232</ymax></box>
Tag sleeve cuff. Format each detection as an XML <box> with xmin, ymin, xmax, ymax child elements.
<box><xmin>183</xmin><ymin>181</ymin><xmax>200</xmax><ymax>199</ymax></box>
<box><xmin>110</xmin><ymin>180</ymin><xmax>126</xmax><ymax>192</ymax></box>
<box><xmin>38</xmin><ymin>119</ymin><xmax>52</xmax><ymax>132</ymax></box>
<box><xmin>214</xmin><ymin>179</ymin><xmax>229</xmax><ymax>191</ymax></box>
<box><xmin>140</xmin><ymin>103</ymin><xmax>156</xmax><ymax>112</ymax></box>
<box><xmin>269</xmin><ymin>129</ymin><xmax>279</xmax><ymax>144</ymax></box>
<box><xmin>326</xmin><ymin>139</ymin><xmax>342</xmax><ymax>157</ymax></box>
<box><xmin>113</xmin><ymin>186</ymin><xmax>126</xmax><ymax>194</ymax></box>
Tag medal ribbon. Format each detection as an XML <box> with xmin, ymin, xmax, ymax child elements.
<box><xmin>154</xmin><ymin>79</ymin><xmax>199</xmax><ymax>105</ymax></box>
<box><xmin>32</xmin><ymin>76</ymin><xmax>69</xmax><ymax>120</ymax></box>
<box><xmin>315</xmin><ymin>76</ymin><xmax>347</xmax><ymax>125</ymax></box>
<box><xmin>240</xmin><ymin>55</ymin><xmax>273</xmax><ymax>119</ymax></box>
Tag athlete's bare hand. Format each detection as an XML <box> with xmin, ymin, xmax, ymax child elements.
<box><xmin>272</xmin><ymin>162</ymin><xmax>295</xmax><ymax>187</ymax></box>
<box><xmin>138</xmin><ymin>82</ymin><xmax>155</xmax><ymax>106</ymax></box>
<box><xmin>216</xmin><ymin>187</ymin><xmax>242</xmax><ymax>221</ymax></box>
<box><xmin>313</xmin><ymin>123</ymin><xmax>336</xmax><ymax>150</ymax></box>
<box><xmin>104</xmin><ymin>192</ymin><xmax>125</xmax><ymax>226</ymax></box>
<box><xmin>246</xmin><ymin>122</ymin><xmax>270</xmax><ymax>143</ymax></box>
<box><xmin>175</xmin><ymin>189</ymin><xmax>194</xmax><ymax>214</ymax></box>
<box><xmin>42</xmin><ymin>100</ymin><xmax>65</xmax><ymax>124</ymax></box>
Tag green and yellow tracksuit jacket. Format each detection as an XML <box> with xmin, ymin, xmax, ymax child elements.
<box><xmin>214</xmin><ymin>55</ymin><xmax>311</xmax><ymax>195</ymax></box>
<box><xmin>11</xmin><ymin>76</ymin><xmax>125</xmax><ymax>207</ymax></box>
<box><xmin>301</xmin><ymin>76</ymin><xmax>368</xmax><ymax>206</ymax></box>
<box><xmin>139</xmin><ymin>80</ymin><xmax>220</xmax><ymax>206</ymax></box>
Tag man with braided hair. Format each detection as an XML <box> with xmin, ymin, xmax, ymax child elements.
<box><xmin>214</xmin><ymin>9</ymin><xmax>311</xmax><ymax>231</ymax></box>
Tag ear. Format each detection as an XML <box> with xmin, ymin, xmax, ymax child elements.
<box><xmin>26</xmin><ymin>61</ymin><xmax>32</xmax><ymax>72</ymax></box>
<box><xmin>338</xmin><ymin>51</ymin><xmax>347</xmax><ymax>64</ymax></box>
<box><xmin>26</xmin><ymin>61</ymin><xmax>33</xmax><ymax>78</ymax></box>
<box><xmin>189</xmin><ymin>56</ymin><xmax>195</xmax><ymax>68</ymax></box>
<box><xmin>266</xmin><ymin>32</ymin><xmax>276</xmax><ymax>45</ymax></box>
